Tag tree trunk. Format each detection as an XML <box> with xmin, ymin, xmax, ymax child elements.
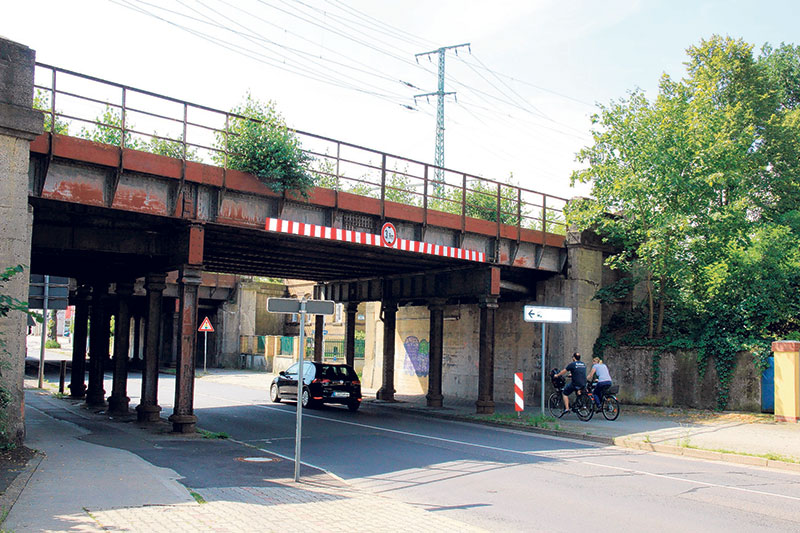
<box><xmin>646</xmin><ymin>272</ymin><xmax>654</xmax><ymax>338</ymax></box>
<box><xmin>656</xmin><ymin>276</ymin><xmax>666</xmax><ymax>337</ymax></box>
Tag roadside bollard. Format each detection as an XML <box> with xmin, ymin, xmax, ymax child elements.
<box><xmin>59</xmin><ymin>360</ymin><xmax>67</xmax><ymax>394</ymax></box>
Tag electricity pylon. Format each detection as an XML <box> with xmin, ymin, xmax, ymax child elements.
<box><xmin>415</xmin><ymin>43</ymin><xmax>470</xmax><ymax>183</ymax></box>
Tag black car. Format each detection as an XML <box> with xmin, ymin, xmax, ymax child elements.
<box><xmin>270</xmin><ymin>361</ymin><xmax>362</xmax><ymax>411</ymax></box>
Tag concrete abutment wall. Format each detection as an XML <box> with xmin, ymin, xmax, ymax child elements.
<box><xmin>0</xmin><ymin>37</ymin><xmax>43</xmax><ymax>445</ymax></box>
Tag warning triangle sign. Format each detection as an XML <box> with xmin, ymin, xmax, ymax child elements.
<box><xmin>198</xmin><ymin>317</ymin><xmax>214</xmax><ymax>332</ymax></box>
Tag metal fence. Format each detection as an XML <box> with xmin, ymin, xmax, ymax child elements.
<box><xmin>305</xmin><ymin>338</ymin><xmax>365</xmax><ymax>360</ymax></box>
<box><xmin>32</xmin><ymin>63</ymin><xmax>568</xmax><ymax>240</ymax></box>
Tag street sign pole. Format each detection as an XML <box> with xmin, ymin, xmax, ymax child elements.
<box><xmin>203</xmin><ymin>330</ymin><xmax>208</xmax><ymax>374</ymax></box>
<box><xmin>266</xmin><ymin>297</ymin><xmax>334</xmax><ymax>482</ymax></box>
<box><xmin>294</xmin><ymin>299</ymin><xmax>306</xmax><ymax>482</ymax></box>
<box><xmin>541</xmin><ymin>323</ymin><xmax>546</xmax><ymax>416</ymax></box>
<box><xmin>38</xmin><ymin>275</ymin><xmax>50</xmax><ymax>389</ymax></box>
<box><xmin>522</xmin><ymin>305</ymin><xmax>573</xmax><ymax>416</ymax></box>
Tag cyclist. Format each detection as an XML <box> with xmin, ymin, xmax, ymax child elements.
<box><xmin>587</xmin><ymin>357</ymin><xmax>613</xmax><ymax>408</ymax></box>
<box><xmin>554</xmin><ymin>352</ymin><xmax>587</xmax><ymax>416</ymax></box>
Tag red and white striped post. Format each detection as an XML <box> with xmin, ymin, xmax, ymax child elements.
<box><xmin>514</xmin><ymin>372</ymin><xmax>524</xmax><ymax>417</ymax></box>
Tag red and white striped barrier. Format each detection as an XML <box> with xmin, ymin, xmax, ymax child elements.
<box><xmin>264</xmin><ymin>217</ymin><xmax>486</xmax><ymax>263</ymax></box>
<box><xmin>514</xmin><ymin>372</ymin><xmax>524</xmax><ymax>412</ymax></box>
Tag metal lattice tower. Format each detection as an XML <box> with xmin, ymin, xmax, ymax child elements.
<box><xmin>415</xmin><ymin>43</ymin><xmax>470</xmax><ymax>183</ymax></box>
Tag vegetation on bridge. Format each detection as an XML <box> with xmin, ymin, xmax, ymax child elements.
<box><xmin>567</xmin><ymin>35</ymin><xmax>800</xmax><ymax>409</ymax></box>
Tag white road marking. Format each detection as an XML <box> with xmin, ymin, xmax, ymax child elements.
<box><xmin>197</xmin><ymin>392</ymin><xmax>800</xmax><ymax>503</ymax></box>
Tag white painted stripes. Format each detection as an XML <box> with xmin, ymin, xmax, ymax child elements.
<box><xmin>264</xmin><ymin>217</ymin><xmax>485</xmax><ymax>263</ymax></box>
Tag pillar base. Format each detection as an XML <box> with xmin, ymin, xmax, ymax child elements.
<box><xmin>107</xmin><ymin>394</ymin><xmax>130</xmax><ymax>415</ymax></box>
<box><xmin>775</xmin><ymin>415</ymin><xmax>799</xmax><ymax>423</ymax></box>
<box><xmin>136</xmin><ymin>404</ymin><xmax>162</xmax><ymax>423</ymax></box>
<box><xmin>426</xmin><ymin>393</ymin><xmax>443</xmax><ymax>407</ymax></box>
<box><xmin>169</xmin><ymin>413</ymin><xmax>197</xmax><ymax>433</ymax></box>
<box><xmin>376</xmin><ymin>387</ymin><xmax>396</xmax><ymax>402</ymax></box>
<box><xmin>85</xmin><ymin>390</ymin><xmax>107</xmax><ymax>408</ymax></box>
<box><xmin>475</xmin><ymin>399</ymin><xmax>495</xmax><ymax>414</ymax></box>
<box><xmin>68</xmin><ymin>383</ymin><xmax>86</xmax><ymax>399</ymax></box>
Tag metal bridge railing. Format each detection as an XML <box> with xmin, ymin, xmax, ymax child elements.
<box><xmin>32</xmin><ymin>62</ymin><xmax>568</xmax><ymax>239</ymax></box>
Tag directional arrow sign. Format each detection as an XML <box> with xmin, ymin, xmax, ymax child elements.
<box><xmin>267</xmin><ymin>298</ymin><xmax>335</xmax><ymax>315</ymax></box>
<box><xmin>523</xmin><ymin>305</ymin><xmax>572</xmax><ymax>323</ymax></box>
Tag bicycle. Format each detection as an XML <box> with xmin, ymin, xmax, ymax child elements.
<box><xmin>587</xmin><ymin>381</ymin><xmax>621</xmax><ymax>421</ymax></box>
<box><xmin>547</xmin><ymin>369</ymin><xmax>593</xmax><ymax>421</ymax></box>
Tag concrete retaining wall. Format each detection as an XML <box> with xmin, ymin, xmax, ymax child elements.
<box><xmin>608</xmin><ymin>347</ymin><xmax>761</xmax><ymax>411</ymax></box>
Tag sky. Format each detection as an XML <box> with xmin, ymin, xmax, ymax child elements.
<box><xmin>2</xmin><ymin>0</ymin><xmax>798</xmax><ymax>200</ymax></box>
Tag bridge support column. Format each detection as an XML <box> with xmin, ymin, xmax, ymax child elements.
<box><xmin>376</xmin><ymin>301</ymin><xmax>398</xmax><ymax>401</ymax></box>
<box><xmin>169</xmin><ymin>265</ymin><xmax>202</xmax><ymax>433</ymax></box>
<box><xmin>132</xmin><ymin>315</ymin><xmax>142</xmax><ymax>369</ymax></box>
<box><xmin>108</xmin><ymin>281</ymin><xmax>134</xmax><ymax>415</ymax></box>
<box><xmin>137</xmin><ymin>273</ymin><xmax>166</xmax><ymax>423</ymax></box>
<box><xmin>86</xmin><ymin>282</ymin><xmax>110</xmax><ymax>407</ymax></box>
<box><xmin>0</xmin><ymin>37</ymin><xmax>42</xmax><ymax>445</ymax></box>
<box><xmin>476</xmin><ymin>296</ymin><xmax>498</xmax><ymax>414</ymax></box>
<box><xmin>68</xmin><ymin>283</ymin><xmax>91</xmax><ymax>399</ymax></box>
<box><xmin>345</xmin><ymin>302</ymin><xmax>358</xmax><ymax>368</ymax></box>
<box><xmin>426</xmin><ymin>299</ymin><xmax>446</xmax><ymax>407</ymax></box>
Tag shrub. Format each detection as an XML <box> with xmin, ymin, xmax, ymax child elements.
<box><xmin>214</xmin><ymin>94</ymin><xmax>313</xmax><ymax>197</ymax></box>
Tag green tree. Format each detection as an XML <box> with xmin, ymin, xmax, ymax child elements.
<box><xmin>33</xmin><ymin>89</ymin><xmax>69</xmax><ymax>134</ymax></box>
<box><xmin>385</xmin><ymin>171</ymin><xmax>420</xmax><ymax>206</ymax></box>
<box><xmin>568</xmin><ymin>35</ymin><xmax>800</xmax><ymax>408</ymax></box>
<box><xmin>214</xmin><ymin>94</ymin><xmax>313</xmax><ymax>197</ymax></box>
<box><xmin>78</xmin><ymin>105</ymin><xmax>141</xmax><ymax>148</ymax></box>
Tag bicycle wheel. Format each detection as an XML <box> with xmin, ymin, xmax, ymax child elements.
<box><xmin>547</xmin><ymin>392</ymin><xmax>564</xmax><ymax>418</ymax></box>
<box><xmin>574</xmin><ymin>393</ymin><xmax>594</xmax><ymax>421</ymax></box>
<box><xmin>602</xmin><ymin>396</ymin><xmax>620</xmax><ymax>421</ymax></box>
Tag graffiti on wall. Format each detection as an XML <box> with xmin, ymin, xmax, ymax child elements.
<box><xmin>403</xmin><ymin>336</ymin><xmax>430</xmax><ymax>377</ymax></box>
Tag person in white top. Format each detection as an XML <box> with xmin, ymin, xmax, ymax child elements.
<box><xmin>587</xmin><ymin>357</ymin><xmax>613</xmax><ymax>408</ymax></box>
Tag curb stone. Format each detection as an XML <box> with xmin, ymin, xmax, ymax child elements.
<box><xmin>0</xmin><ymin>451</ymin><xmax>43</xmax><ymax>523</ymax></box>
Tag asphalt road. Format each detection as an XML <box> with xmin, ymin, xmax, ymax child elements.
<box><xmin>184</xmin><ymin>376</ymin><xmax>800</xmax><ymax>532</ymax></box>
<box><xmin>32</xmin><ymin>367</ymin><xmax>800</xmax><ymax>532</ymax></box>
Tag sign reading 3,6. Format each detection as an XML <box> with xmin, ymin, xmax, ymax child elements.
<box><xmin>381</xmin><ymin>222</ymin><xmax>397</xmax><ymax>247</ymax></box>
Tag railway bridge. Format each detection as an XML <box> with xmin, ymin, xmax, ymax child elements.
<box><xmin>1</xmin><ymin>38</ymin><xmax>606</xmax><ymax>438</ymax></box>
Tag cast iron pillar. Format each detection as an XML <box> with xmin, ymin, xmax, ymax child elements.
<box><xmin>108</xmin><ymin>281</ymin><xmax>134</xmax><ymax>415</ymax></box>
<box><xmin>426</xmin><ymin>299</ymin><xmax>446</xmax><ymax>407</ymax></box>
<box><xmin>68</xmin><ymin>283</ymin><xmax>90</xmax><ymax>399</ymax></box>
<box><xmin>376</xmin><ymin>301</ymin><xmax>398</xmax><ymax>401</ymax></box>
<box><xmin>169</xmin><ymin>265</ymin><xmax>202</xmax><ymax>433</ymax></box>
<box><xmin>311</xmin><ymin>314</ymin><xmax>323</xmax><ymax>362</ymax></box>
<box><xmin>476</xmin><ymin>296</ymin><xmax>498</xmax><ymax>414</ymax></box>
<box><xmin>132</xmin><ymin>315</ymin><xmax>142</xmax><ymax>368</ymax></box>
<box><xmin>344</xmin><ymin>302</ymin><xmax>358</xmax><ymax>368</ymax></box>
<box><xmin>86</xmin><ymin>282</ymin><xmax>110</xmax><ymax>407</ymax></box>
<box><xmin>137</xmin><ymin>273</ymin><xmax>166</xmax><ymax>423</ymax></box>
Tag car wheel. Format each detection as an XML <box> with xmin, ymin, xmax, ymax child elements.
<box><xmin>347</xmin><ymin>400</ymin><xmax>360</xmax><ymax>412</ymax></box>
<box><xmin>301</xmin><ymin>388</ymin><xmax>311</xmax><ymax>408</ymax></box>
<box><xmin>270</xmin><ymin>383</ymin><xmax>281</xmax><ymax>403</ymax></box>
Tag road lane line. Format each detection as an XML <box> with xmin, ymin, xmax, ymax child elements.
<box><xmin>198</xmin><ymin>392</ymin><xmax>800</xmax><ymax>503</ymax></box>
<box><xmin>580</xmin><ymin>461</ymin><xmax>800</xmax><ymax>503</ymax></box>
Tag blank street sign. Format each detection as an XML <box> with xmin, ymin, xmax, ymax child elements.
<box><xmin>267</xmin><ymin>298</ymin><xmax>335</xmax><ymax>315</ymax></box>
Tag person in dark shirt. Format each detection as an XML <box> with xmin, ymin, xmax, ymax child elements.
<box><xmin>554</xmin><ymin>352</ymin><xmax>587</xmax><ymax>416</ymax></box>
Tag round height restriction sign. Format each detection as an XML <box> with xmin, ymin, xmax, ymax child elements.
<box><xmin>381</xmin><ymin>222</ymin><xmax>397</xmax><ymax>247</ymax></box>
